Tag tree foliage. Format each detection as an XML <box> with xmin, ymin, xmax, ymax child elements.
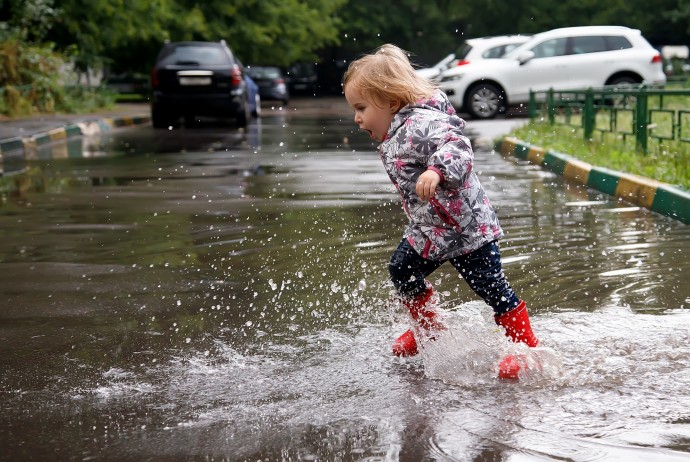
<box><xmin>1</xmin><ymin>0</ymin><xmax>688</xmax><ymax>82</ymax></box>
<box><xmin>43</xmin><ymin>0</ymin><xmax>345</xmax><ymax>74</ymax></box>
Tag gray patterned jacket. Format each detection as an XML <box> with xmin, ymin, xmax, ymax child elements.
<box><xmin>379</xmin><ymin>91</ymin><xmax>503</xmax><ymax>260</ymax></box>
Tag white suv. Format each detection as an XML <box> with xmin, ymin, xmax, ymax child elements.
<box><xmin>439</xmin><ymin>26</ymin><xmax>667</xmax><ymax>119</ymax></box>
<box><xmin>416</xmin><ymin>35</ymin><xmax>531</xmax><ymax>83</ymax></box>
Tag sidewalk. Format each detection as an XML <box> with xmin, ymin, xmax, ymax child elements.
<box><xmin>0</xmin><ymin>103</ymin><xmax>151</xmax><ymax>158</ymax></box>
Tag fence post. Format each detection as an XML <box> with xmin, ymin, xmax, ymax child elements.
<box><xmin>529</xmin><ymin>90</ymin><xmax>536</xmax><ymax>120</ymax></box>
<box><xmin>635</xmin><ymin>89</ymin><xmax>648</xmax><ymax>153</ymax></box>
<box><xmin>548</xmin><ymin>88</ymin><xmax>555</xmax><ymax>124</ymax></box>
<box><xmin>583</xmin><ymin>88</ymin><xmax>594</xmax><ymax>140</ymax></box>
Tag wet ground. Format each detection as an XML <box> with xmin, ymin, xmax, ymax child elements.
<box><xmin>1</xmin><ymin>99</ymin><xmax>689</xmax><ymax>461</ymax></box>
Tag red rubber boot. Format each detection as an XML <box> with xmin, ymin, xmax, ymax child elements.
<box><xmin>392</xmin><ymin>284</ymin><xmax>445</xmax><ymax>357</ymax></box>
<box><xmin>494</xmin><ymin>300</ymin><xmax>539</xmax><ymax>379</ymax></box>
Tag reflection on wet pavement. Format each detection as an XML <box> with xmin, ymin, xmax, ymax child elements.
<box><xmin>1</xmin><ymin>102</ymin><xmax>689</xmax><ymax>460</ymax></box>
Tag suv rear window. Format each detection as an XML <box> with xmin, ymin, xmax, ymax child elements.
<box><xmin>571</xmin><ymin>35</ymin><xmax>633</xmax><ymax>54</ymax></box>
<box><xmin>157</xmin><ymin>45</ymin><xmax>230</xmax><ymax>67</ymax></box>
<box><xmin>605</xmin><ymin>36</ymin><xmax>633</xmax><ymax>51</ymax></box>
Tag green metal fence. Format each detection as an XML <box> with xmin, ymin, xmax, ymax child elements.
<box><xmin>528</xmin><ymin>85</ymin><xmax>690</xmax><ymax>154</ymax></box>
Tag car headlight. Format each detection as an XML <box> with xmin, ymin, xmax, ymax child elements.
<box><xmin>441</xmin><ymin>74</ymin><xmax>464</xmax><ymax>82</ymax></box>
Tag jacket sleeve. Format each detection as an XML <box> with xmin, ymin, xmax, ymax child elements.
<box><xmin>413</xmin><ymin>116</ymin><xmax>474</xmax><ymax>189</ymax></box>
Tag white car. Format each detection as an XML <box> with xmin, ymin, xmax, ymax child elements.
<box><xmin>439</xmin><ymin>26</ymin><xmax>667</xmax><ymax>119</ymax></box>
<box><xmin>415</xmin><ymin>35</ymin><xmax>531</xmax><ymax>83</ymax></box>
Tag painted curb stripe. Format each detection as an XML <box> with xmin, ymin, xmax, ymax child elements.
<box><xmin>615</xmin><ymin>174</ymin><xmax>661</xmax><ymax>210</ymax></box>
<box><xmin>527</xmin><ymin>146</ymin><xmax>545</xmax><ymax>165</ymax></box>
<box><xmin>48</xmin><ymin>128</ymin><xmax>67</xmax><ymax>142</ymax></box>
<box><xmin>513</xmin><ymin>142</ymin><xmax>530</xmax><ymax>161</ymax></box>
<box><xmin>0</xmin><ymin>137</ymin><xmax>24</xmax><ymax>155</ymax></box>
<box><xmin>500</xmin><ymin>137</ymin><xmax>518</xmax><ymax>156</ymax></box>
<box><xmin>499</xmin><ymin>136</ymin><xmax>689</xmax><ymax>225</ymax></box>
<box><xmin>652</xmin><ymin>185</ymin><xmax>690</xmax><ymax>224</ymax></box>
<box><xmin>542</xmin><ymin>151</ymin><xmax>569</xmax><ymax>176</ymax></box>
<box><xmin>563</xmin><ymin>158</ymin><xmax>591</xmax><ymax>184</ymax></box>
<box><xmin>65</xmin><ymin>125</ymin><xmax>82</xmax><ymax>137</ymax></box>
<box><xmin>0</xmin><ymin>115</ymin><xmax>150</xmax><ymax>175</ymax></box>
<box><xmin>23</xmin><ymin>138</ymin><xmax>37</xmax><ymax>158</ymax></box>
<box><xmin>587</xmin><ymin>166</ymin><xmax>620</xmax><ymax>197</ymax></box>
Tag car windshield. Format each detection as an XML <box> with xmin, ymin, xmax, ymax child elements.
<box><xmin>158</xmin><ymin>45</ymin><xmax>229</xmax><ymax>66</ymax></box>
<box><xmin>247</xmin><ymin>67</ymin><xmax>282</xmax><ymax>79</ymax></box>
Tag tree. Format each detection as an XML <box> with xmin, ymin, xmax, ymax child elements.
<box><xmin>333</xmin><ymin>0</ymin><xmax>468</xmax><ymax>65</ymax></box>
<box><xmin>45</xmin><ymin>0</ymin><xmax>345</xmax><ymax>76</ymax></box>
<box><xmin>47</xmin><ymin>0</ymin><xmax>181</xmax><ymax>74</ymax></box>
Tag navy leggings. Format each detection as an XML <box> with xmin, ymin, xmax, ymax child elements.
<box><xmin>388</xmin><ymin>239</ymin><xmax>520</xmax><ymax>316</ymax></box>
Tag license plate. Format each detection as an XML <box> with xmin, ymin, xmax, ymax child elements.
<box><xmin>179</xmin><ymin>77</ymin><xmax>211</xmax><ymax>86</ymax></box>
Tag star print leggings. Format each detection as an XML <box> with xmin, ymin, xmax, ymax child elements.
<box><xmin>388</xmin><ymin>239</ymin><xmax>520</xmax><ymax>316</ymax></box>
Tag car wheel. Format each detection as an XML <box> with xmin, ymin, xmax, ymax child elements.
<box><xmin>152</xmin><ymin>106</ymin><xmax>174</xmax><ymax>129</ymax></box>
<box><xmin>184</xmin><ymin>114</ymin><xmax>199</xmax><ymax>127</ymax></box>
<box><xmin>236</xmin><ymin>95</ymin><xmax>250</xmax><ymax>128</ymax></box>
<box><xmin>465</xmin><ymin>83</ymin><xmax>504</xmax><ymax>119</ymax></box>
<box><xmin>252</xmin><ymin>94</ymin><xmax>261</xmax><ymax>118</ymax></box>
<box><xmin>608</xmin><ymin>76</ymin><xmax>640</xmax><ymax>86</ymax></box>
<box><xmin>604</xmin><ymin>76</ymin><xmax>641</xmax><ymax>107</ymax></box>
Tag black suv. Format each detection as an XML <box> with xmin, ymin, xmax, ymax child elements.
<box><xmin>150</xmin><ymin>40</ymin><xmax>251</xmax><ymax>128</ymax></box>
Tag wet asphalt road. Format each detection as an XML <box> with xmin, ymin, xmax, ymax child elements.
<box><xmin>1</xmin><ymin>98</ymin><xmax>689</xmax><ymax>461</ymax></box>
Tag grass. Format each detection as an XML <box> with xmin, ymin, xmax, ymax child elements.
<box><xmin>509</xmin><ymin>98</ymin><xmax>690</xmax><ymax>190</ymax></box>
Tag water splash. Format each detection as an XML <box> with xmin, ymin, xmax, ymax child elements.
<box><xmin>418</xmin><ymin>301</ymin><xmax>563</xmax><ymax>386</ymax></box>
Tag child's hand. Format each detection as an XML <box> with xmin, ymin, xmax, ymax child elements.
<box><xmin>416</xmin><ymin>170</ymin><xmax>441</xmax><ymax>201</ymax></box>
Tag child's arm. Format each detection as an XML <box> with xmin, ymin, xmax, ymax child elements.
<box><xmin>416</xmin><ymin>170</ymin><xmax>441</xmax><ymax>201</ymax></box>
<box><xmin>427</xmin><ymin>128</ymin><xmax>474</xmax><ymax>189</ymax></box>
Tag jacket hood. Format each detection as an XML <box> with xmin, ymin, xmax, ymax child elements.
<box><xmin>389</xmin><ymin>90</ymin><xmax>462</xmax><ymax>136</ymax></box>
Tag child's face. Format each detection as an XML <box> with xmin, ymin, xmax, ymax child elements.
<box><xmin>344</xmin><ymin>87</ymin><xmax>396</xmax><ymax>143</ymax></box>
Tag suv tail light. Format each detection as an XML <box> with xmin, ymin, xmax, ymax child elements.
<box><xmin>456</xmin><ymin>60</ymin><xmax>471</xmax><ymax>66</ymax></box>
<box><xmin>651</xmin><ymin>54</ymin><xmax>662</xmax><ymax>64</ymax></box>
<box><xmin>231</xmin><ymin>64</ymin><xmax>243</xmax><ymax>86</ymax></box>
<box><xmin>150</xmin><ymin>68</ymin><xmax>159</xmax><ymax>89</ymax></box>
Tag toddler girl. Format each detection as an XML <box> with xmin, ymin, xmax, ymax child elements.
<box><xmin>342</xmin><ymin>44</ymin><xmax>539</xmax><ymax>379</ymax></box>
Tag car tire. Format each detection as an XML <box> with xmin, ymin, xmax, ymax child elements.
<box><xmin>252</xmin><ymin>94</ymin><xmax>261</xmax><ymax>118</ymax></box>
<box><xmin>184</xmin><ymin>114</ymin><xmax>199</xmax><ymax>127</ymax></box>
<box><xmin>604</xmin><ymin>75</ymin><xmax>641</xmax><ymax>107</ymax></box>
<box><xmin>236</xmin><ymin>95</ymin><xmax>250</xmax><ymax>128</ymax></box>
<box><xmin>608</xmin><ymin>75</ymin><xmax>640</xmax><ymax>86</ymax></box>
<box><xmin>465</xmin><ymin>83</ymin><xmax>504</xmax><ymax>119</ymax></box>
<box><xmin>152</xmin><ymin>106</ymin><xmax>175</xmax><ymax>129</ymax></box>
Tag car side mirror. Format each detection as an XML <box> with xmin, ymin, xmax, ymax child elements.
<box><xmin>518</xmin><ymin>51</ymin><xmax>535</xmax><ymax>65</ymax></box>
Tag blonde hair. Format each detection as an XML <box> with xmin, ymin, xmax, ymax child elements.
<box><xmin>343</xmin><ymin>44</ymin><xmax>438</xmax><ymax>111</ymax></box>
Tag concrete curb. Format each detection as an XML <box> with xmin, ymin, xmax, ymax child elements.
<box><xmin>0</xmin><ymin>114</ymin><xmax>150</xmax><ymax>175</ymax></box>
<box><xmin>497</xmin><ymin>136</ymin><xmax>690</xmax><ymax>225</ymax></box>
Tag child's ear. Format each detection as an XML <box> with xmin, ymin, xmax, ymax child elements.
<box><xmin>389</xmin><ymin>100</ymin><xmax>401</xmax><ymax>113</ymax></box>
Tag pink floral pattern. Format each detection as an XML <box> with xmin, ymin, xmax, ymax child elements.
<box><xmin>378</xmin><ymin>91</ymin><xmax>503</xmax><ymax>260</ymax></box>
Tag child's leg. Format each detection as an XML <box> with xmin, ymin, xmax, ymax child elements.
<box><xmin>450</xmin><ymin>240</ymin><xmax>539</xmax><ymax>378</ymax></box>
<box><xmin>388</xmin><ymin>239</ymin><xmax>441</xmax><ymax>298</ymax></box>
<box><xmin>448</xmin><ymin>240</ymin><xmax>520</xmax><ymax>316</ymax></box>
<box><xmin>388</xmin><ymin>239</ymin><xmax>444</xmax><ymax>356</ymax></box>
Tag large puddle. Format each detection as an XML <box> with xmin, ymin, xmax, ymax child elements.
<box><xmin>1</xmin><ymin>104</ymin><xmax>689</xmax><ymax>460</ymax></box>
